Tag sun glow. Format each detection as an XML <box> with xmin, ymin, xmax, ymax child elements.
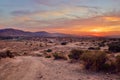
<box><xmin>85</xmin><ymin>27</ymin><xmax>110</xmax><ymax>36</ymax></box>
<box><xmin>90</xmin><ymin>29</ymin><xmax>103</xmax><ymax>32</ymax></box>
<box><xmin>88</xmin><ymin>27</ymin><xmax>112</xmax><ymax>33</ymax></box>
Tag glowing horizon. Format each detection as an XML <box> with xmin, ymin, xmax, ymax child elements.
<box><xmin>0</xmin><ymin>0</ymin><xmax>120</xmax><ymax>36</ymax></box>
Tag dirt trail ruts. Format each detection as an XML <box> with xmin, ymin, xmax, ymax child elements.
<box><xmin>0</xmin><ymin>56</ymin><xmax>119</xmax><ymax>80</ymax></box>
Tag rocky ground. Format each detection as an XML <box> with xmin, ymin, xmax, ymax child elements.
<box><xmin>0</xmin><ymin>40</ymin><xmax>120</xmax><ymax>80</ymax></box>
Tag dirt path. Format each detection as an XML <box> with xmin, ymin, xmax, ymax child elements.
<box><xmin>0</xmin><ymin>56</ymin><xmax>119</xmax><ymax>80</ymax></box>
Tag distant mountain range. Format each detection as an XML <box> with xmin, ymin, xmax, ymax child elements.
<box><xmin>0</xmin><ymin>28</ymin><xmax>74</xmax><ymax>37</ymax></box>
<box><xmin>0</xmin><ymin>28</ymin><xmax>119</xmax><ymax>38</ymax></box>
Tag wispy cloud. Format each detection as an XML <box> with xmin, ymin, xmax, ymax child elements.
<box><xmin>11</xmin><ymin>10</ymin><xmax>33</xmax><ymax>16</ymax></box>
<box><xmin>11</xmin><ymin>5</ymin><xmax>101</xmax><ymax>21</ymax></box>
<box><xmin>0</xmin><ymin>0</ymin><xmax>120</xmax><ymax>36</ymax></box>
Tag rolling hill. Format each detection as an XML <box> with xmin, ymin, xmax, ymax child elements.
<box><xmin>0</xmin><ymin>28</ymin><xmax>73</xmax><ymax>37</ymax></box>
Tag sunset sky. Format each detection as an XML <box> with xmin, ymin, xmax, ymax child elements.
<box><xmin>0</xmin><ymin>0</ymin><xmax>120</xmax><ymax>36</ymax></box>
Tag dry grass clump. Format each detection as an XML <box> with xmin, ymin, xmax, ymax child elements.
<box><xmin>105</xmin><ymin>54</ymin><xmax>120</xmax><ymax>73</ymax></box>
<box><xmin>42</xmin><ymin>52</ymin><xmax>51</xmax><ymax>58</ymax></box>
<box><xmin>116</xmin><ymin>55</ymin><xmax>120</xmax><ymax>72</ymax></box>
<box><xmin>44</xmin><ymin>53</ymin><xmax>52</xmax><ymax>58</ymax></box>
<box><xmin>102</xmin><ymin>54</ymin><xmax>116</xmax><ymax>72</ymax></box>
<box><xmin>88</xmin><ymin>47</ymin><xmax>100</xmax><ymax>50</ymax></box>
<box><xmin>98</xmin><ymin>41</ymin><xmax>106</xmax><ymax>47</ymax></box>
<box><xmin>108</xmin><ymin>42</ymin><xmax>120</xmax><ymax>53</ymax></box>
<box><xmin>53</xmin><ymin>52</ymin><xmax>67</xmax><ymax>60</ymax></box>
<box><xmin>51</xmin><ymin>48</ymin><xmax>120</xmax><ymax>73</ymax></box>
<box><xmin>61</xmin><ymin>42</ymin><xmax>67</xmax><ymax>45</ymax></box>
<box><xmin>68</xmin><ymin>49</ymin><xmax>84</xmax><ymax>60</ymax></box>
<box><xmin>45</xmin><ymin>55</ymin><xmax>51</xmax><ymax>58</ymax></box>
<box><xmin>46</xmin><ymin>49</ymin><xmax>52</xmax><ymax>53</ymax></box>
<box><xmin>80</xmin><ymin>51</ymin><xmax>107</xmax><ymax>71</ymax></box>
<box><xmin>68</xmin><ymin>49</ymin><xmax>109</xmax><ymax>71</ymax></box>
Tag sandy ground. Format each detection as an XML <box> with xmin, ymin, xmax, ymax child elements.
<box><xmin>0</xmin><ymin>40</ymin><xmax>120</xmax><ymax>80</ymax></box>
<box><xmin>0</xmin><ymin>56</ymin><xmax>119</xmax><ymax>80</ymax></box>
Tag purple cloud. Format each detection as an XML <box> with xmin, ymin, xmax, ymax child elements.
<box><xmin>11</xmin><ymin>10</ymin><xmax>33</xmax><ymax>16</ymax></box>
<box><xmin>32</xmin><ymin>0</ymin><xmax>71</xmax><ymax>6</ymax></box>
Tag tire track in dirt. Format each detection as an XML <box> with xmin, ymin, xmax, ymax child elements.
<box><xmin>0</xmin><ymin>56</ymin><xmax>119</xmax><ymax>80</ymax></box>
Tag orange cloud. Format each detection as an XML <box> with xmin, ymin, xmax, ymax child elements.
<box><xmin>0</xmin><ymin>25</ymin><xmax>4</xmax><ymax>29</ymax></box>
<box><xmin>13</xmin><ymin>16</ymin><xmax>32</xmax><ymax>22</ymax></box>
<box><xmin>103</xmin><ymin>16</ymin><xmax>120</xmax><ymax>22</ymax></box>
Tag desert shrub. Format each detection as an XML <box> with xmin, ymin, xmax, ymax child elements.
<box><xmin>88</xmin><ymin>47</ymin><xmax>94</xmax><ymax>50</ymax></box>
<box><xmin>88</xmin><ymin>47</ymin><xmax>100</xmax><ymax>50</ymax></box>
<box><xmin>30</xmin><ymin>43</ymin><xmax>32</xmax><ymax>46</ymax></box>
<box><xmin>61</xmin><ymin>42</ymin><xmax>67</xmax><ymax>45</ymax></box>
<box><xmin>108</xmin><ymin>42</ymin><xmax>120</xmax><ymax>53</ymax></box>
<box><xmin>39</xmin><ymin>43</ymin><xmax>43</xmax><ymax>47</ymax></box>
<box><xmin>45</xmin><ymin>54</ymin><xmax>51</xmax><ymax>58</ymax></box>
<box><xmin>80</xmin><ymin>51</ymin><xmax>95</xmax><ymax>70</ymax></box>
<box><xmin>116</xmin><ymin>55</ymin><xmax>120</xmax><ymax>72</ymax></box>
<box><xmin>101</xmin><ymin>62</ymin><xmax>116</xmax><ymax>72</ymax></box>
<box><xmin>35</xmin><ymin>53</ymin><xmax>43</xmax><ymax>57</ymax></box>
<box><xmin>98</xmin><ymin>41</ymin><xmax>106</xmax><ymax>47</ymax></box>
<box><xmin>80</xmin><ymin>51</ymin><xmax>107</xmax><ymax>71</ymax></box>
<box><xmin>53</xmin><ymin>52</ymin><xmax>67</xmax><ymax>60</ymax></box>
<box><xmin>25</xmin><ymin>42</ymin><xmax>28</xmax><ymax>45</ymax></box>
<box><xmin>101</xmin><ymin>63</ymin><xmax>111</xmax><ymax>72</ymax></box>
<box><xmin>46</xmin><ymin>49</ymin><xmax>52</xmax><ymax>52</ymax></box>
<box><xmin>68</xmin><ymin>49</ymin><xmax>84</xmax><ymax>60</ymax></box>
<box><xmin>0</xmin><ymin>50</ymin><xmax>14</xmax><ymax>59</ymax></box>
<box><xmin>81</xmin><ymin>42</ymin><xmax>84</xmax><ymax>44</ymax></box>
<box><xmin>6</xmin><ymin>50</ymin><xmax>14</xmax><ymax>58</ymax></box>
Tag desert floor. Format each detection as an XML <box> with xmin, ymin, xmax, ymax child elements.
<box><xmin>0</xmin><ymin>56</ymin><xmax>119</xmax><ymax>80</ymax></box>
<box><xmin>0</xmin><ymin>39</ymin><xmax>120</xmax><ymax>80</ymax></box>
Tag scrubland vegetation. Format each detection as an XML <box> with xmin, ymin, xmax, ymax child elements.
<box><xmin>0</xmin><ymin>37</ymin><xmax>120</xmax><ymax>80</ymax></box>
<box><xmin>49</xmin><ymin>49</ymin><xmax>120</xmax><ymax>73</ymax></box>
<box><xmin>108</xmin><ymin>41</ymin><xmax>120</xmax><ymax>53</ymax></box>
<box><xmin>71</xmin><ymin>50</ymin><xmax>120</xmax><ymax>73</ymax></box>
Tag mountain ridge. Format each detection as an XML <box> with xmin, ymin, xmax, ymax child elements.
<box><xmin>0</xmin><ymin>28</ymin><xmax>74</xmax><ymax>37</ymax></box>
<box><xmin>0</xmin><ymin>28</ymin><xmax>119</xmax><ymax>38</ymax></box>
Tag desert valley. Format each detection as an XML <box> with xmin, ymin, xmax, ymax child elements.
<box><xmin>0</xmin><ymin>29</ymin><xmax>120</xmax><ymax>80</ymax></box>
<box><xmin>0</xmin><ymin>0</ymin><xmax>120</xmax><ymax>80</ymax></box>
